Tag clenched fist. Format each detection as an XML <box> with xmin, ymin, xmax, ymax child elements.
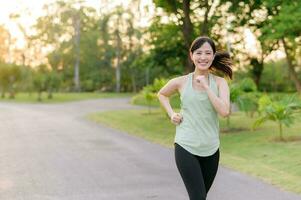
<box><xmin>170</xmin><ymin>112</ymin><xmax>183</xmax><ymax>125</ymax></box>
<box><xmin>195</xmin><ymin>75</ymin><xmax>209</xmax><ymax>90</ymax></box>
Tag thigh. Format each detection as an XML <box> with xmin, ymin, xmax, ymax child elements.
<box><xmin>174</xmin><ymin>143</ymin><xmax>207</xmax><ymax>200</ymax></box>
<box><xmin>198</xmin><ymin>148</ymin><xmax>220</xmax><ymax>193</ymax></box>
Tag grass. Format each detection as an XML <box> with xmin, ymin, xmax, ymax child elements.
<box><xmin>0</xmin><ymin>92</ymin><xmax>134</xmax><ymax>103</ymax></box>
<box><xmin>131</xmin><ymin>91</ymin><xmax>301</xmax><ymax>109</ymax></box>
<box><xmin>131</xmin><ymin>93</ymin><xmax>181</xmax><ymax>108</ymax></box>
<box><xmin>88</xmin><ymin>108</ymin><xmax>301</xmax><ymax>195</ymax></box>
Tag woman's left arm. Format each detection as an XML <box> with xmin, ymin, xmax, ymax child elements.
<box><xmin>205</xmin><ymin>77</ymin><xmax>230</xmax><ymax>117</ymax></box>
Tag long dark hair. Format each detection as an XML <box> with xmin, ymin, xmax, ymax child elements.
<box><xmin>190</xmin><ymin>36</ymin><xmax>233</xmax><ymax>79</ymax></box>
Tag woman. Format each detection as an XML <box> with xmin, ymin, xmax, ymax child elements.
<box><xmin>157</xmin><ymin>36</ymin><xmax>232</xmax><ymax>200</ymax></box>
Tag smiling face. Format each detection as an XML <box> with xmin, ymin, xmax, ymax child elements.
<box><xmin>190</xmin><ymin>42</ymin><xmax>215</xmax><ymax>70</ymax></box>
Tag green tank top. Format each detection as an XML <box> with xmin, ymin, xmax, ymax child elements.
<box><xmin>175</xmin><ymin>72</ymin><xmax>220</xmax><ymax>156</ymax></box>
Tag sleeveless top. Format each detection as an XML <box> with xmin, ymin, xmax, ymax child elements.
<box><xmin>175</xmin><ymin>72</ymin><xmax>220</xmax><ymax>156</ymax></box>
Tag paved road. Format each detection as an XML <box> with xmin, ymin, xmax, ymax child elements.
<box><xmin>0</xmin><ymin>98</ymin><xmax>300</xmax><ymax>200</ymax></box>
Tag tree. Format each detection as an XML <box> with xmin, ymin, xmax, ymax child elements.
<box><xmin>153</xmin><ymin>0</ymin><xmax>239</xmax><ymax>74</ymax></box>
<box><xmin>72</xmin><ymin>8</ymin><xmax>81</xmax><ymax>92</ymax></box>
<box><xmin>33</xmin><ymin>0</ymin><xmax>104</xmax><ymax>92</ymax></box>
<box><xmin>0</xmin><ymin>63</ymin><xmax>21</xmax><ymax>99</ymax></box>
<box><xmin>153</xmin><ymin>0</ymin><xmax>196</xmax><ymax>72</ymax></box>
<box><xmin>253</xmin><ymin>94</ymin><xmax>301</xmax><ymax>141</ymax></box>
<box><xmin>260</xmin><ymin>1</ymin><xmax>301</xmax><ymax>93</ymax></box>
<box><xmin>0</xmin><ymin>25</ymin><xmax>10</xmax><ymax>62</ymax></box>
<box><xmin>226</xmin><ymin>0</ymin><xmax>301</xmax><ymax>93</ymax></box>
<box><xmin>146</xmin><ymin>17</ymin><xmax>186</xmax><ymax>76</ymax></box>
<box><xmin>101</xmin><ymin>5</ymin><xmax>147</xmax><ymax>92</ymax></box>
<box><xmin>112</xmin><ymin>6</ymin><xmax>123</xmax><ymax>93</ymax></box>
<box><xmin>45</xmin><ymin>71</ymin><xmax>61</xmax><ymax>99</ymax></box>
<box><xmin>0</xmin><ymin>64</ymin><xmax>10</xmax><ymax>98</ymax></box>
<box><xmin>33</xmin><ymin>65</ymin><xmax>49</xmax><ymax>101</ymax></box>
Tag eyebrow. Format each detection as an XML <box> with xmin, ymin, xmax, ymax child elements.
<box><xmin>195</xmin><ymin>50</ymin><xmax>213</xmax><ymax>52</ymax></box>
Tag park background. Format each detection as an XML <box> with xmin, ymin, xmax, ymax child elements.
<box><xmin>0</xmin><ymin>0</ymin><xmax>300</xmax><ymax>195</ymax></box>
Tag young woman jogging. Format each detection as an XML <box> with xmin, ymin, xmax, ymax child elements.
<box><xmin>157</xmin><ymin>36</ymin><xmax>233</xmax><ymax>200</ymax></box>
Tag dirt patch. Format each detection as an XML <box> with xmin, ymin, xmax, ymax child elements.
<box><xmin>269</xmin><ymin>136</ymin><xmax>301</xmax><ymax>143</ymax></box>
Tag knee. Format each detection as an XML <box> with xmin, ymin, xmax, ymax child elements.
<box><xmin>191</xmin><ymin>196</ymin><xmax>206</xmax><ymax>200</ymax></box>
<box><xmin>189</xmin><ymin>193</ymin><xmax>206</xmax><ymax>200</ymax></box>
<box><xmin>200</xmin><ymin>195</ymin><xmax>206</xmax><ymax>200</ymax></box>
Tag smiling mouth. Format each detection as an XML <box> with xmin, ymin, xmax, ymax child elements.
<box><xmin>197</xmin><ymin>61</ymin><xmax>208</xmax><ymax>65</ymax></box>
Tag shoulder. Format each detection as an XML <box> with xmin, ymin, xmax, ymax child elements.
<box><xmin>212</xmin><ymin>74</ymin><xmax>228</xmax><ymax>86</ymax></box>
<box><xmin>168</xmin><ymin>74</ymin><xmax>189</xmax><ymax>87</ymax></box>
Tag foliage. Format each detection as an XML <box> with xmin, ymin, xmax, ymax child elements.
<box><xmin>229</xmin><ymin>79</ymin><xmax>259</xmax><ymax>128</ymax></box>
<box><xmin>140</xmin><ymin>77</ymin><xmax>168</xmax><ymax>114</ymax></box>
<box><xmin>229</xmin><ymin>83</ymin><xmax>241</xmax><ymax>104</ymax></box>
<box><xmin>237</xmin><ymin>92</ymin><xmax>260</xmax><ymax>117</ymax></box>
<box><xmin>238</xmin><ymin>78</ymin><xmax>257</xmax><ymax>93</ymax></box>
<box><xmin>142</xmin><ymin>86</ymin><xmax>157</xmax><ymax>114</ymax></box>
<box><xmin>147</xmin><ymin>17</ymin><xmax>185</xmax><ymax>76</ymax></box>
<box><xmin>45</xmin><ymin>71</ymin><xmax>62</xmax><ymax>99</ymax></box>
<box><xmin>1</xmin><ymin>0</ymin><xmax>300</xmax><ymax>95</ymax></box>
<box><xmin>253</xmin><ymin>94</ymin><xmax>301</xmax><ymax>140</ymax></box>
<box><xmin>0</xmin><ymin>63</ymin><xmax>22</xmax><ymax>98</ymax></box>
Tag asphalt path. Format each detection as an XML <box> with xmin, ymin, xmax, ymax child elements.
<box><xmin>0</xmin><ymin>98</ymin><xmax>300</xmax><ymax>200</ymax></box>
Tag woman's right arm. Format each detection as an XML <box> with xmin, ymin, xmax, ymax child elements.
<box><xmin>157</xmin><ymin>78</ymin><xmax>183</xmax><ymax>125</ymax></box>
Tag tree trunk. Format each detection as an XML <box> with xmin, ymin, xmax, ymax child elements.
<box><xmin>131</xmin><ymin>72</ymin><xmax>137</xmax><ymax>93</ymax></box>
<box><xmin>37</xmin><ymin>91</ymin><xmax>42</xmax><ymax>102</ymax></box>
<box><xmin>116</xmin><ymin>64</ymin><xmax>121</xmax><ymax>92</ymax></box>
<box><xmin>182</xmin><ymin>0</ymin><xmax>194</xmax><ymax>73</ymax></box>
<box><xmin>281</xmin><ymin>38</ymin><xmax>301</xmax><ymax>93</ymax></box>
<box><xmin>279</xmin><ymin>122</ymin><xmax>284</xmax><ymax>141</ymax></box>
<box><xmin>145</xmin><ymin>67</ymin><xmax>150</xmax><ymax>86</ymax></box>
<box><xmin>115</xmin><ymin>19</ymin><xmax>122</xmax><ymax>93</ymax></box>
<box><xmin>250</xmin><ymin>57</ymin><xmax>263</xmax><ymax>89</ymax></box>
<box><xmin>73</xmin><ymin>13</ymin><xmax>81</xmax><ymax>92</ymax></box>
<box><xmin>9</xmin><ymin>76</ymin><xmax>15</xmax><ymax>99</ymax></box>
<box><xmin>48</xmin><ymin>88</ymin><xmax>53</xmax><ymax>99</ymax></box>
<box><xmin>201</xmin><ymin>0</ymin><xmax>210</xmax><ymax>36</ymax></box>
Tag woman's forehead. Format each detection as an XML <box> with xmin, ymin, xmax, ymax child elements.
<box><xmin>195</xmin><ymin>42</ymin><xmax>213</xmax><ymax>51</ymax></box>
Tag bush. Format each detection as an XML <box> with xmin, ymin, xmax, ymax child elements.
<box><xmin>253</xmin><ymin>94</ymin><xmax>301</xmax><ymax>141</ymax></box>
<box><xmin>239</xmin><ymin>78</ymin><xmax>257</xmax><ymax>92</ymax></box>
<box><xmin>237</xmin><ymin>92</ymin><xmax>261</xmax><ymax>117</ymax></box>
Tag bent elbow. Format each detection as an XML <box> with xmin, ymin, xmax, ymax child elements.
<box><xmin>220</xmin><ymin>110</ymin><xmax>230</xmax><ymax>118</ymax></box>
<box><xmin>157</xmin><ymin>92</ymin><xmax>162</xmax><ymax>99</ymax></box>
<box><xmin>157</xmin><ymin>92</ymin><xmax>166</xmax><ymax>102</ymax></box>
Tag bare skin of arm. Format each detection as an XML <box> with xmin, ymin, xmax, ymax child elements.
<box><xmin>157</xmin><ymin>76</ymin><xmax>186</xmax><ymax>125</ymax></box>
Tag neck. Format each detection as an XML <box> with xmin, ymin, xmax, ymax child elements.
<box><xmin>193</xmin><ymin>69</ymin><xmax>209</xmax><ymax>77</ymax></box>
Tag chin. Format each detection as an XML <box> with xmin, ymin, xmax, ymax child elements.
<box><xmin>196</xmin><ymin>65</ymin><xmax>210</xmax><ymax>70</ymax></box>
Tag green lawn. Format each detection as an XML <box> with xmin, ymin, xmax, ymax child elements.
<box><xmin>0</xmin><ymin>92</ymin><xmax>134</xmax><ymax>103</ymax></box>
<box><xmin>131</xmin><ymin>93</ymin><xmax>181</xmax><ymax>108</ymax></box>
<box><xmin>131</xmin><ymin>92</ymin><xmax>301</xmax><ymax>109</ymax></box>
<box><xmin>88</xmin><ymin>109</ymin><xmax>301</xmax><ymax>194</ymax></box>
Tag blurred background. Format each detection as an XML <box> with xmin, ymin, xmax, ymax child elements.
<box><xmin>0</xmin><ymin>0</ymin><xmax>301</xmax><ymax>196</ymax></box>
<box><xmin>0</xmin><ymin>0</ymin><xmax>299</xmax><ymax>98</ymax></box>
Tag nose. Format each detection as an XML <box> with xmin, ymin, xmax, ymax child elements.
<box><xmin>200</xmin><ymin>54</ymin><xmax>206</xmax><ymax>60</ymax></box>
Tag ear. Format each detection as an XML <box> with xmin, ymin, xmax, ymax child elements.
<box><xmin>189</xmin><ymin>52</ymin><xmax>193</xmax><ymax>60</ymax></box>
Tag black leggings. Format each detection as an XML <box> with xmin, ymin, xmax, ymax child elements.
<box><xmin>174</xmin><ymin>143</ymin><xmax>220</xmax><ymax>200</ymax></box>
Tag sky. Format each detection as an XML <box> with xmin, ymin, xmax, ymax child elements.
<box><xmin>0</xmin><ymin>0</ymin><xmax>154</xmax><ymax>47</ymax></box>
<box><xmin>0</xmin><ymin>0</ymin><xmax>118</xmax><ymax>47</ymax></box>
